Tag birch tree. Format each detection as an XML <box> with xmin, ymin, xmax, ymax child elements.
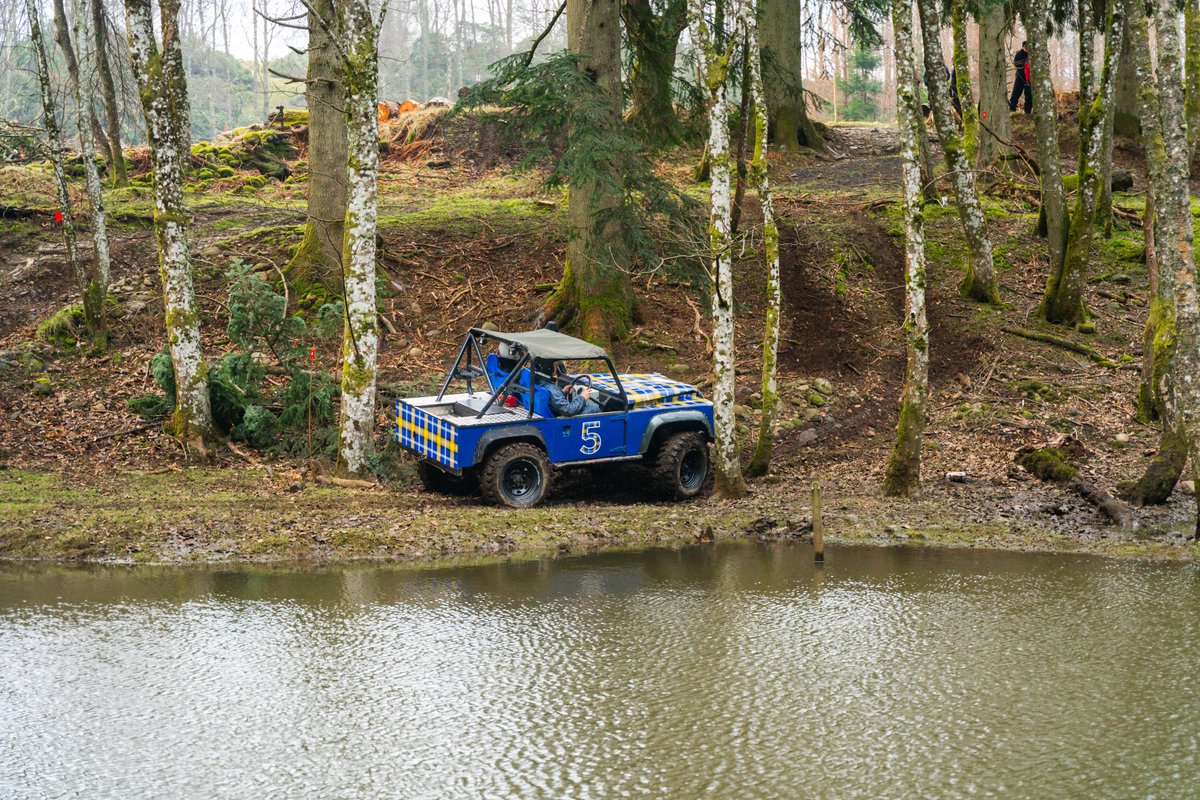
<box><xmin>882</xmin><ymin>0</ymin><xmax>929</xmax><ymax>497</ymax></box>
<box><xmin>744</xmin><ymin>0</ymin><xmax>781</xmax><ymax>478</ymax></box>
<box><xmin>67</xmin><ymin>0</ymin><xmax>111</xmax><ymax>352</ymax></box>
<box><xmin>916</xmin><ymin>0</ymin><xmax>1000</xmax><ymax>304</ymax></box>
<box><xmin>1025</xmin><ymin>0</ymin><xmax>1066</xmax><ymax>283</ymax></box>
<box><xmin>127</xmin><ymin>0</ymin><xmax>216</xmax><ymax>445</ymax></box>
<box><xmin>25</xmin><ymin>0</ymin><xmax>89</xmax><ymax>346</ymax></box>
<box><xmin>308</xmin><ymin>0</ymin><xmax>387</xmax><ymax>476</ymax></box>
<box><xmin>1039</xmin><ymin>0</ymin><xmax>1127</xmax><ymax>327</ymax></box>
<box><xmin>91</xmin><ymin>0</ymin><xmax>127</xmax><ymax>187</ymax></box>
<box><xmin>1127</xmin><ymin>0</ymin><xmax>1200</xmax><ymax>525</ymax></box>
<box><xmin>949</xmin><ymin>0</ymin><xmax>978</xmax><ymax>162</ymax></box>
<box><xmin>691</xmin><ymin>0</ymin><xmax>747</xmax><ymax>497</ymax></box>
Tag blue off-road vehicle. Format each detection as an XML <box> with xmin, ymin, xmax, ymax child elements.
<box><xmin>395</xmin><ymin>327</ymin><xmax>715</xmax><ymax>507</ymax></box>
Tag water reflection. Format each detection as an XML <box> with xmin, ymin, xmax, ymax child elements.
<box><xmin>2</xmin><ymin>544</ymin><xmax>1198</xmax><ymax>799</ymax></box>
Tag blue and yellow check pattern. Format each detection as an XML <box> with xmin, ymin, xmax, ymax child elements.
<box><xmin>584</xmin><ymin>373</ymin><xmax>700</xmax><ymax>408</ymax></box>
<box><xmin>396</xmin><ymin>402</ymin><xmax>459</xmax><ymax>468</ymax></box>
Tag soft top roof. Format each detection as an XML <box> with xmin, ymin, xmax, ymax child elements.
<box><xmin>471</xmin><ymin>328</ymin><xmax>608</xmax><ymax>360</ymax></box>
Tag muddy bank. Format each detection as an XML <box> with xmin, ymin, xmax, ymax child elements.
<box><xmin>2</xmin><ymin>467</ymin><xmax>1196</xmax><ymax>565</ymax></box>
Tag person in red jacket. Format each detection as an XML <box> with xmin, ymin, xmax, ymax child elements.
<box><xmin>1009</xmin><ymin>41</ymin><xmax>1032</xmax><ymax>113</ymax></box>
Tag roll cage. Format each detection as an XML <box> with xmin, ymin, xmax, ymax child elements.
<box><xmin>434</xmin><ymin>329</ymin><xmax>629</xmax><ymax>420</ymax></box>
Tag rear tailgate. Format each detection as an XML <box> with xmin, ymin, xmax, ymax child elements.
<box><xmin>395</xmin><ymin>401</ymin><xmax>461</xmax><ymax>470</ymax></box>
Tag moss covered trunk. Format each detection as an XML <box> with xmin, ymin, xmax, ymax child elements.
<box><xmin>975</xmin><ymin>1</ymin><xmax>1011</xmax><ymax>167</ymax></box>
<box><xmin>548</xmin><ymin>0</ymin><xmax>633</xmax><ymax>344</ymax></box>
<box><xmin>1187</xmin><ymin>0</ymin><xmax>1200</xmax><ymax>159</ymax></box>
<box><xmin>759</xmin><ymin>0</ymin><xmax>824</xmax><ymax>152</ymax></box>
<box><xmin>1025</xmin><ymin>0</ymin><xmax>1068</xmax><ymax>280</ymax></box>
<box><xmin>91</xmin><ymin>0</ymin><xmax>126</xmax><ymax>187</ymax></box>
<box><xmin>950</xmin><ymin>0</ymin><xmax>979</xmax><ymax>163</ymax></box>
<box><xmin>1126</xmin><ymin>0</ymin><xmax>1193</xmax><ymax>508</ymax></box>
<box><xmin>336</xmin><ymin>0</ymin><xmax>383</xmax><ymax>476</ymax></box>
<box><xmin>744</xmin><ymin>5</ymin><xmax>781</xmax><ymax>478</ymax></box>
<box><xmin>126</xmin><ymin>0</ymin><xmax>215</xmax><ymax>445</ymax></box>
<box><xmin>623</xmin><ymin>0</ymin><xmax>686</xmax><ymax>144</ymax></box>
<box><xmin>916</xmin><ymin>0</ymin><xmax>999</xmax><ymax>304</ymax></box>
<box><xmin>288</xmin><ymin>0</ymin><xmax>349</xmax><ymax>293</ymax></box>
<box><xmin>66</xmin><ymin>0</ymin><xmax>111</xmax><ymax>352</ymax></box>
<box><xmin>692</xmin><ymin>0</ymin><xmax>747</xmax><ymax>498</ymax></box>
<box><xmin>1147</xmin><ymin>0</ymin><xmax>1200</xmax><ymax>533</ymax></box>
<box><xmin>25</xmin><ymin>0</ymin><xmax>88</xmax><ymax>346</ymax></box>
<box><xmin>883</xmin><ymin>0</ymin><xmax>930</xmax><ymax>498</ymax></box>
<box><xmin>1040</xmin><ymin>0</ymin><xmax>1126</xmax><ymax>327</ymax></box>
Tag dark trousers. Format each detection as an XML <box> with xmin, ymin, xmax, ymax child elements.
<box><xmin>1009</xmin><ymin>73</ymin><xmax>1032</xmax><ymax>113</ymax></box>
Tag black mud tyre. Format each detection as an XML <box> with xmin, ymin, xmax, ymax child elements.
<box><xmin>480</xmin><ymin>442</ymin><xmax>551</xmax><ymax>508</ymax></box>
<box><xmin>653</xmin><ymin>431</ymin><xmax>713</xmax><ymax>500</ymax></box>
<box><xmin>416</xmin><ymin>460</ymin><xmax>477</xmax><ymax>496</ymax></box>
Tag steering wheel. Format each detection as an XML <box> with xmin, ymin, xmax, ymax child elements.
<box><xmin>567</xmin><ymin>374</ymin><xmax>593</xmax><ymax>394</ymax></box>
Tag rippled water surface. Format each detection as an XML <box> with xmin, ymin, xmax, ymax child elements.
<box><xmin>2</xmin><ymin>544</ymin><xmax>1199</xmax><ymax>799</ymax></box>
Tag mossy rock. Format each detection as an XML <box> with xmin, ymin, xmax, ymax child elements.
<box><xmin>245</xmin><ymin>175</ymin><xmax>268</xmax><ymax>189</ymax></box>
<box><xmin>1018</xmin><ymin>447</ymin><xmax>1078</xmax><ymax>483</ymax></box>
<box><xmin>30</xmin><ymin>375</ymin><xmax>53</xmax><ymax>397</ymax></box>
<box><xmin>35</xmin><ymin>304</ymin><xmax>85</xmax><ymax>348</ymax></box>
<box><xmin>216</xmin><ymin>166</ymin><xmax>236</xmax><ymax>178</ymax></box>
<box><xmin>197</xmin><ymin>168</ymin><xmax>216</xmax><ymax>180</ymax></box>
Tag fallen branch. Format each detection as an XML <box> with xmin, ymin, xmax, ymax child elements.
<box><xmin>1000</xmin><ymin>325</ymin><xmax>1117</xmax><ymax>367</ymax></box>
<box><xmin>1070</xmin><ymin>478</ymin><xmax>1134</xmax><ymax>529</ymax></box>
<box><xmin>685</xmin><ymin>294</ymin><xmax>714</xmax><ymax>355</ymax></box>
<box><xmin>314</xmin><ymin>474</ymin><xmax>378</xmax><ymax>490</ymax></box>
<box><xmin>90</xmin><ymin>421</ymin><xmax>161</xmax><ymax>444</ymax></box>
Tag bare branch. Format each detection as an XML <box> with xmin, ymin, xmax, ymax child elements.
<box><xmin>522</xmin><ymin>0</ymin><xmax>566</xmax><ymax>68</ymax></box>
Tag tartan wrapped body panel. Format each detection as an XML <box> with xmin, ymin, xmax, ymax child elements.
<box><xmin>585</xmin><ymin>373</ymin><xmax>698</xmax><ymax>408</ymax></box>
<box><xmin>396</xmin><ymin>401</ymin><xmax>461</xmax><ymax>470</ymax></box>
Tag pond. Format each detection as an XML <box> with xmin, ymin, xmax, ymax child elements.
<box><xmin>2</xmin><ymin>543</ymin><xmax>1198</xmax><ymax>799</ymax></box>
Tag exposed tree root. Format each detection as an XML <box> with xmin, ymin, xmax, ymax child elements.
<box><xmin>1001</xmin><ymin>325</ymin><xmax>1117</xmax><ymax>366</ymax></box>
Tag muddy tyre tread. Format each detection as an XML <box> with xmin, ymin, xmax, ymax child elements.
<box><xmin>480</xmin><ymin>442</ymin><xmax>551</xmax><ymax>508</ymax></box>
<box><xmin>653</xmin><ymin>431</ymin><xmax>713</xmax><ymax>500</ymax></box>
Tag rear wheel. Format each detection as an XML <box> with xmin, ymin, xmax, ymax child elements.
<box><xmin>416</xmin><ymin>460</ymin><xmax>477</xmax><ymax>496</ymax></box>
<box><xmin>480</xmin><ymin>442</ymin><xmax>551</xmax><ymax>508</ymax></box>
<box><xmin>653</xmin><ymin>431</ymin><xmax>713</xmax><ymax>500</ymax></box>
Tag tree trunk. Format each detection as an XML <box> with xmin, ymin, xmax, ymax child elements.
<box><xmin>1187</xmin><ymin>0</ymin><xmax>1200</xmax><ymax>159</ymax></box>
<box><xmin>91</xmin><ymin>0</ymin><xmax>126</xmax><ymax>187</ymax></box>
<box><xmin>623</xmin><ymin>0</ymin><xmax>686</xmax><ymax>144</ymax></box>
<box><xmin>336</xmin><ymin>0</ymin><xmax>384</xmax><ymax>476</ymax></box>
<box><xmin>731</xmin><ymin>44</ymin><xmax>750</xmax><ymax>234</ymax></box>
<box><xmin>50</xmin><ymin>0</ymin><xmax>110</xmax><ymax>157</ymax></box>
<box><xmin>67</xmin><ymin>0</ymin><xmax>111</xmax><ymax>352</ymax></box>
<box><xmin>692</xmin><ymin>0</ymin><xmax>747</xmax><ymax>498</ymax></box>
<box><xmin>950</xmin><ymin>0</ymin><xmax>978</xmax><ymax>163</ymax></box>
<box><xmin>883</xmin><ymin>0</ymin><xmax>930</xmax><ymax>498</ymax></box>
<box><xmin>287</xmin><ymin>0</ymin><xmax>349</xmax><ymax>292</ymax></box>
<box><xmin>126</xmin><ymin>0</ymin><xmax>215</xmax><ymax>446</ymax></box>
<box><xmin>916</xmin><ymin>0</ymin><xmax>1000</xmax><ymax>304</ymax></box>
<box><xmin>1025</xmin><ymin>0</ymin><xmax>1067</xmax><ymax>277</ymax></box>
<box><xmin>26</xmin><ymin>0</ymin><xmax>88</xmax><ymax>349</ymax></box>
<box><xmin>546</xmin><ymin>0</ymin><xmax>634</xmax><ymax>344</ymax></box>
<box><xmin>1040</xmin><ymin>0</ymin><xmax>1126</xmax><ymax>327</ymax></box>
<box><xmin>1111</xmin><ymin>13</ymin><xmax>1139</xmax><ymax>139</ymax></box>
<box><xmin>975</xmin><ymin>1</ymin><xmax>1011</xmax><ymax>167</ymax></box>
<box><xmin>759</xmin><ymin>0</ymin><xmax>824</xmax><ymax>152</ymax></box>
<box><xmin>745</xmin><ymin>4</ymin><xmax>781</xmax><ymax>478</ymax></box>
<box><xmin>1147</xmin><ymin>0</ymin><xmax>1200</xmax><ymax>534</ymax></box>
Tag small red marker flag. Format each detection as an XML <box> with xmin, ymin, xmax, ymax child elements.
<box><xmin>309</xmin><ymin>347</ymin><xmax>316</xmax><ymax>361</ymax></box>
<box><xmin>54</xmin><ymin>210</ymin><xmax>63</xmax><ymax>223</ymax></box>
<box><xmin>981</xmin><ymin>110</ymin><xmax>987</xmax><ymax>119</ymax></box>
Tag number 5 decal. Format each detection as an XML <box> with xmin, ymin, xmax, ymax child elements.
<box><xmin>580</xmin><ymin>421</ymin><xmax>602</xmax><ymax>455</ymax></box>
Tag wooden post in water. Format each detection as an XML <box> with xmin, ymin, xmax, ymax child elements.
<box><xmin>812</xmin><ymin>481</ymin><xmax>825</xmax><ymax>563</ymax></box>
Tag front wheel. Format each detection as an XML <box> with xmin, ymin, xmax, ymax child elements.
<box><xmin>653</xmin><ymin>431</ymin><xmax>713</xmax><ymax>500</ymax></box>
<box><xmin>480</xmin><ymin>442</ymin><xmax>551</xmax><ymax>508</ymax></box>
